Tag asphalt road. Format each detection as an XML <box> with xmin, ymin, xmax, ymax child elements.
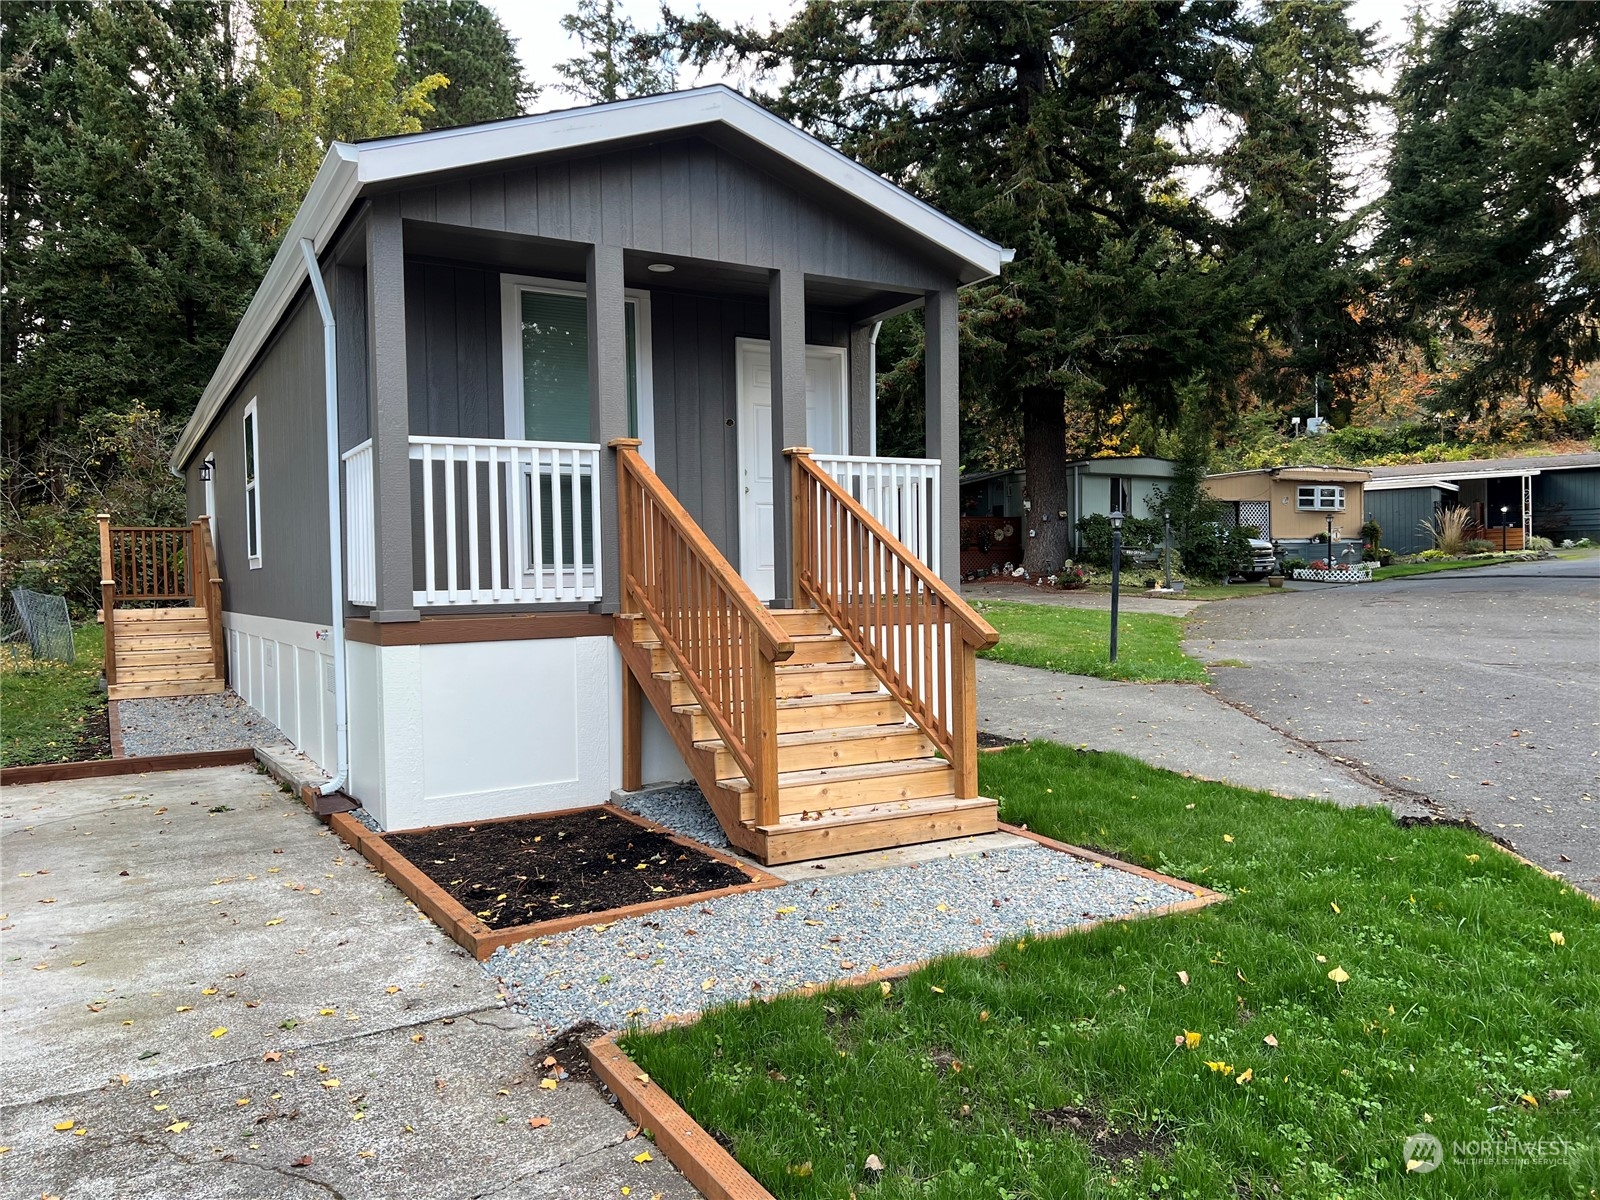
<box><xmin>1187</xmin><ymin>554</ymin><xmax>1600</xmax><ymax>892</ymax></box>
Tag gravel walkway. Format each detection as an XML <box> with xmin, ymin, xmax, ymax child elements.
<box><xmin>116</xmin><ymin>690</ymin><xmax>286</xmax><ymax>757</ymax></box>
<box><xmin>614</xmin><ymin>783</ymin><xmax>733</xmax><ymax>850</ymax></box>
<box><xmin>490</xmin><ymin>794</ymin><xmax>1192</xmax><ymax>1034</ymax></box>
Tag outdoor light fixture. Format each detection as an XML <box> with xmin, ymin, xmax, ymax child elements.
<box><xmin>646</xmin><ymin>262</ymin><xmax>675</xmax><ymax>273</ymax></box>
<box><xmin>1162</xmin><ymin>508</ymin><xmax>1173</xmax><ymax>590</ymax></box>
<box><xmin>1109</xmin><ymin>509</ymin><xmax>1124</xmax><ymax>663</ymax></box>
<box><xmin>1501</xmin><ymin>504</ymin><xmax>1510</xmax><ymax>552</ymax></box>
<box><xmin>197</xmin><ymin>459</ymin><xmax>214</xmax><ymax>482</ymax></box>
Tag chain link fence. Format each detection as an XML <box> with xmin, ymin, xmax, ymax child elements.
<box><xmin>2</xmin><ymin>588</ymin><xmax>76</xmax><ymax>666</ymax></box>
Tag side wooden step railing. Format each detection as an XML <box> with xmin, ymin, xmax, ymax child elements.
<box><xmin>98</xmin><ymin>513</ymin><xmax>227</xmax><ymax>698</ymax></box>
<box><xmin>787</xmin><ymin>448</ymin><xmax>998</xmax><ymax>800</ymax></box>
<box><xmin>611</xmin><ymin>439</ymin><xmax>794</xmax><ymax>833</ymax></box>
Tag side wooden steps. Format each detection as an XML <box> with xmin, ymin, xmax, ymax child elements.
<box><xmin>618</xmin><ymin>608</ymin><xmax>997</xmax><ymax>865</ymax></box>
<box><xmin>107</xmin><ymin>606</ymin><xmax>225</xmax><ymax>701</ymax></box>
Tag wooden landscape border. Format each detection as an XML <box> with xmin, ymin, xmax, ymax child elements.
<box><xmin>327</xmin><ymin>803</ymin><xmax>786</xmax><ymax>961</ymax></box>
<box><xmin>106</xmin><ymin>698</ymin><xmax>126</xmax><ymax>757</ymax></box>
<box><xmin>0</xmin><ymin>746</ymin><xmax>258</xmax><ymax>786</ymax></box>
<box><xmin>582</xmin><ymin>827</ymin><xmax>1225</xmax><ymax>1200</ymax></box>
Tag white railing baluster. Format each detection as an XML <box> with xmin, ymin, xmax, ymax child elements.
<box><xmin>812</xmin><ymin>454</ymin><xmax>940</xmax><ymax>576</ymax></box>
<box><xmin>340</xmin><ymin>440</ymin><xmax>376</xmax><ymax>607</ymax></box>
<box><xmin>408</xmin><ymin>435</ymin><xmax>602</xmax><ymax>607</ymax></box>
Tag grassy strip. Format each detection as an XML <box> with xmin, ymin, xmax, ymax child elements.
<box><xmin>973</xmin><ymin>600</ymin><xmax>1208</xmax><ymax>682</ymax></box>
<box><xmin>625</xmin><ymin>743</ymin><xmax>1598</xmax><ymax>1199</ymax></box>
<box><xmin>1371</xmin><ymin>556</ymin><xmax>1528</xmax><ymax>581</ymax></box>
<box><xmin>1</xmin><ymin>624</ymin><xmax>108</xmax><ymax>766</ymax></box>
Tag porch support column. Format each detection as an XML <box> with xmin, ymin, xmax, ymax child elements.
<box><xmin>366</xmin><ymin>197</ymin><xmax>418</xmax><ymax>622</ymax></box>
<box><xmin>588</xmin><ymin>242</ymin><xmax>628</xmax><ymax>613</ymax></box>
<box><xmin>848</xmin><ymin>323</ymin><xmax>875</xmax><ymax>456</ymax></box>
<box><xmin>769</xmin><ymin>266</ymin><xmax>808</xmax><ymax>609</ymax></box>
<box><xmin>924</xmin><ymin>287</ymin><xmax>961</xmax><ymax>587</ymax></box>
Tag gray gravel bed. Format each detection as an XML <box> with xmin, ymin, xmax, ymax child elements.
<box><xmin>614</xmin><ymin>783</ymin><xmax>731</xmax><ymax>850</ymax></box>
<box><xmin>488</xmin><ymin>842</ymin><xmax>1191</xmax><ymax>1035</ymax></box>
<box><xmin>117</xmin><ymin>691</ymin><xmax>286</xmax><ymax>757</ymax></box>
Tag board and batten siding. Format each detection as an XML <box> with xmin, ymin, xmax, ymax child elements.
<box><xmin>1364</xmin><ymin>486</ymin><xmax>1453</xmax><ymax>556</ymax></box>
<box><xmin>393</xmin><ymin>136</ymin><xmax>958</xmax><ymax>293</ymax></box>
<box><xmin>1535</xmin><ymin>469</ymin><xmax>1600</xmax><ymax>540</ymax></box>
<box><xmin>185</xmin><ymin>287</ymin><xmax>331</xmax><ymax>626</ymax></box>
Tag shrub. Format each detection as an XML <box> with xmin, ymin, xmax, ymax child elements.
<box><xmin>1361</xmin><ymin>517</ymin><xmax>1382</xmax><ymax>548</ymax></box>
<box><xmin>1526</xmin><ymin>535</ymin><xmax>1554</xmax><ymax>552</ymax></box>
<box><xmin>1280</xmin><ymin>557</ymin><xmax>1307</xmax><ymax>573</ymax></box>
<box><xmin>1465</xmin><ymin>539</ymin><xmax>1496</xmax><ymax>554</ymax></box>
<box><xmin>1419</xmin><ymin>506</ymin><xmax>1472</xmax><ymax>555</ymax></box>
<box><xmin>1072</xmin><ymin>513</ymin><xmax>1163</xmax><ymax>568</ymax></box>
<box><xmin>1418</xmin><ymin>548</ymin><xmax>1448</xmax><ymax>560</ymax></box>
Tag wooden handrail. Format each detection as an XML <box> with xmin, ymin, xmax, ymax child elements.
<box><xmin>789</xmin><ymin>449</ymin><xmax>996</xmax><ymax>799</ymax></box>
<box><xmin>106</xmin><ymin>525</ymin><xmax>196</xmax><ymax>604</ymax></box>
<box><xmin>97</xmin><ymin>514</ymin><xmax>116</xmax><ymax>686</ymax></box>
<box><xmin>194</xmin><ymin>516</ymin><xmax>226</xmax><ymax>680</ymax></box>
<box><xmin>612</xmin><ymin>439</ymin><xmax>793</xmax><ymax>826</ymax></box>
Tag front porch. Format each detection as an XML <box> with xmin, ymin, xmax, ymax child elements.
<box><xmin>332</xmin><ymin>212</ymin><xmax>990</xmax><ymax>862</ymax></box>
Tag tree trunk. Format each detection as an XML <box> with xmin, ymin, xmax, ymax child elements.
<box><xmin>1021</xmin><ymin>386</ymin><xmax>1070</xmax><ymax>575</ymax></box>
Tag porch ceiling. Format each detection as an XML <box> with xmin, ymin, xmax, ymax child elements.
<box><xmin>402</xmin><ymin>221</ymin><xmax>923</xmax><ymax>321</ymax></box>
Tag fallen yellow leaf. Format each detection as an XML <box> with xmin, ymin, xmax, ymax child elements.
<box><xmin>164</xmin><ymin>1121</ymin><xmax>190</xmax><ymax>1134</ymax></box>
<box><xmin>1183</xmin><ymin>1030</ymin><xmax>1202</xmax><ymax>1050</ymax></box>
<box><xmin>175</xmin><ymin>1006</ymin><xmax>193</xmax><ymax>1013</ymax></box>
<box><xmin>209</xmin><ymin>1027</ymin><xmax>228</xmax><ymax>1039</ymax></box>
<box><xmin>321</xmin><ymin>1079</ymin><xmax>341</xmax><ymax>1089</ymax></box>
<box><xmin>1330</xmin><ymin>902</ymin><xmax>1340</xmax><ymax>915</ymax></box>
<box><xmin>385</xmin><ymin>986</ymin><xmax>400</xmax><ymax>995</ymax></box>
<box><xmin>357</xmin><ymin>1149</ymin><xmax>376</xmax><ymax>1159</ymax></box>
<box><xmin>633</xmin><ymin>1150</ymin><xmax>653</xmax><ymax>1163</ymax></box>
<box><xmin>1550</xmin><ymin>931</ymin><xmax>1566</xmax><ymax>946</ymax></box>
<box><xmin>929</xmin><ymin>985</ymin><xmax>945</xmax><ymax>994</ymax></box>
<box><xmin>53</xmin><ymin>1120</ymin><xmax>75</xmax><ymax>1132</ymax></box>
<box><xmin>1327</xmin><ymin>966</ymin><xmax>1350</xmax><ymax>984</ymax></box>
<box><xmin>1236</xmin><ymin>1068</ymin><xmax>1253</xmax><ymax>1085</ymax></box>
<box><xmin>1222</xmin><ymin>834</ymin><xmax>1234</xmax><ymax>843</ymax></box>
<box><xmin>539</xmin><ymin>1078</ymin><xmax>559</xmax><ymax>1091</ymax></box>
<box><xmin>264</xmin><ymin>918</ymin><xmax>284</xmax><ymax>927</ymax></box>
<box><xmin>879</xmin><ymin>981</ymin><xmax>891</xmax><ymax>997</ymax></box>
<box><xmin>201</xmin><ymin>988</ymin><xmax>218</xmax><ymax>996</ymax></box>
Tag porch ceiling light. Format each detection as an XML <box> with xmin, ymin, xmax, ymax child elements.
<box><xmin>646</xmin><ymin>262</ymin><xmax>675</xmax><ymax>273</ymax></box>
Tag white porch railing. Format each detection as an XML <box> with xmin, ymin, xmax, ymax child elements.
<box><xmin>342</xmin><ymin>439</ymin><xmax>377</xmax><ymax>606</ymax></box>
<box><xmin>410</xmin><ymin>436</ymin><xmax>603</xmax><ymax>606</ymax></box>
<box><xmin>812</xmin><ymin>454</ymin><xmax>941</xmax><ymax>574</ymax></box>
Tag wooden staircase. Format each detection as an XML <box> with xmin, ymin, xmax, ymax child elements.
<box><xmin>612</xmin><ymin>440</ymin><xmax>1000</xmax><ymax>865</ymax></box>
<box><xmin>99</xmin><ymin>516</ymin><xmax>228</xmax><ymax>701</ymax></box>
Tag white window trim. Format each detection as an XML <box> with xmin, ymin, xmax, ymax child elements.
<box><xmin>1296</xmin><ymin>484</ymin><xmax>1346</xmax><ymax>512</ymax></box>
<box><xmin>243</xmin><ymin>397</ymin><xmax>263</xmax><ymax>569</ymax></box>
<box><xmin>499</xmin><ymin>273</ymin><xmax>655</xmax><ymax>468</ymax></box>
<box><xmin>203</xmin><ymin>453</ymin><xmax>216</xmax><ymax>522</ymax></box>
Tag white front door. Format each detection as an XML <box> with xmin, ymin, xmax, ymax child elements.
<box><xmin>736</xmin><ymin>339</ymin><xmax>847</xmax><ymax>602</ymax></box>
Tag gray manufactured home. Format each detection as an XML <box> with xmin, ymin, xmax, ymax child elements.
<box><xmin>169</xmin><ymin>87</ymin><xmax>1009</xmax><ymax>864</ymax></box>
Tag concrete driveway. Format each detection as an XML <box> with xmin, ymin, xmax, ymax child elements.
<box><xmin>0</xmin><ymin>766</ymin><xmax>695</xmax><ymax>1199</ymax></box>
<box><xmin>1188</xmin><ymin>554</ymin><xmax>1600</xmax><ymax>893</ymax></box>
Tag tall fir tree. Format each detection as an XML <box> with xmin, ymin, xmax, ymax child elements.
<box><xmin>1216</xmin><ymin>0</ymin><xmax>1386</xmax><ymax>426</ymax></box>
<box><xmin>1</xmin><ymin>1</ymin><xmax>271</xmax><ymax>455</ymax></box>
<box><xmin>1383</xmin><ymin>0</ymin><xmax>1599</xmax><ymax>416</ymax></box>
<box><xmin>557</xmin><ymin>0</ymin><xmax>676</xmax><ymax>105</ymax></box>
<box><xmin>248</xmin><ymin>0</ymin><xmax>447</xmax><ymax>234</ymax></box>
<box><xmin>670</xmin><ymin>1</ymin><xmax>1253</xmax><ymax>573</ymax></box>
<box><xmin>399</xmin><ymin>0</ymin><xmax>535</xmax><ymax>130</ymax></box>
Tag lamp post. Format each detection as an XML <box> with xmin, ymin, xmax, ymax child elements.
<box><xmin>1326</xmin><ymin>514</ymin><xmax>1334</xmax><ymax>567</ymax></box>
<box><xmin>1500</xmin><ymin>505</ymin><xmax>1510</xmax><ymax>552</ymax></box>
<box><xmin>1109</xmin><ymin>509</ymin><xmax>1123</xmax><ymax>663</ymax></box>
<box><xmin>1162</xmin><ymin>508</ymin><xmax>1173</xmax><ymax>590</ymax></box>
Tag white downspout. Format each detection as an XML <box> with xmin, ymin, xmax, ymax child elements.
<box><xmin>298</xmin><ymin>239</ymin><xmax>350</xmax><ymax>796</ymax></box>
<box><xmin>868</xmin><ymin>321</ymin><xmax>882</xmax><ymax>457</ymax></box>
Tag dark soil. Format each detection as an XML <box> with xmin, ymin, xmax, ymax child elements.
<box><xmin>542</xmin><ymin>1020</ymin><xmax>606</xmax><ymax>1088</ymax></box>
<box><xmin>977</xmin><ymin>730</ymin><xmax>1025</xmax><ymax>749</ymax></box>
<box><xmin>71</xmin><ymin>700</ymin><xmax>112</xmax><ymax>761</ymax></box>
<box><xmin>385</xmin><ymin>808</ymin><xmax>749</xmax><ymax>930</ymax></box>
<box><xmin>1033</xmin><ymin>1106</ymin><xmax>1173</xmax><ymax>1165</ymax></box>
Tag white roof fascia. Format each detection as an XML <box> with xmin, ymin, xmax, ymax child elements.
<box><xmin>1363</xmin><ymin>476</ymin><xmax>1461</xmax><ymax>493</ymax></box>
<box><xmin>170</xmin><ymin>146</ymin><xmax>360</xmax><ymax>472</ymax></box>
<box><xmin>172</xmin><ymin>87</ymin><xmax>1007</xmax><ymax>472</ymax></box>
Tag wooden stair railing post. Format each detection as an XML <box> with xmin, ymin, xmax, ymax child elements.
<box><xmin>197</xmin><ymin>516</ymin><xmax>226</xmax><ymax>680</ymax></box>
<box><xmin>97</xmin><ymin>513</ymin><xmax>117</xmax><ymax>686</ymax></box>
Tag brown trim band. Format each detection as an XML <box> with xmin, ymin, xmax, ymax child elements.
<box><xmin>1</xmin><ymin>747</ymin><xmax>258</xmax><ymax>786</ymax></box>
<box><xmin>107</xmin><ymin>699</ymin><xmax>126</xmax><ymax>758</ymax></box>
<box><xmin>328</xmin><ymin>803</ymin><xmax>785</xmax><ymax>961</ymax></box>
<box><xmin>345</xmin><ymin>612</ymin><xmax>614</xmax><ymax>645</ymax></box>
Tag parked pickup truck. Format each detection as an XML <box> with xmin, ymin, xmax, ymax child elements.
<box><xmin>1242</xmin><ymin>535</ymin><xmax>1277</xmax><ymax>580</ymax></box>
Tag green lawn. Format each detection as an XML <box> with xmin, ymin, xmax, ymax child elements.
<box><xmin>973</xmin><ymin>600</ymin><xmax>1208</xmax><ymax>682</ymax></box>
<box><xmin>1</xmin><ymin>623</ymin><xmax>109</xmax><ymax>766</ymax></box>
<box><xmin>625</xmin><ymin>744</ymin><xmax>1598</xmax><ymax>1199</ymax></box>
<box><xmin>1369</xmin><ymin>555</ymin><xmax>1533</xmax><ymax>581</ymax></box>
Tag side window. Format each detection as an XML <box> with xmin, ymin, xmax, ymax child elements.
<box><xmin>244</xmin><ymin>398</ymin><xmax>262</xmax><ymax>568</ymax></box>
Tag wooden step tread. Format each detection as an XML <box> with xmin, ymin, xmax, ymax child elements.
<box><xmin>695</xmin><ymin>723</ymin><xmax>921</xmax><ymax>754</ymax></box>
<box><xmin>673</xmin><ymin>690</ymin><xmax>903</xmax><ymax>718</ymax></box>
<box><xmin>107</xmin><ymin>678</ymin><xmax>227</xmax><ymax>700</ymax></box>
<box><xmin>719</xmin><ymin>756</ymin><xmax>948</xmax><ymax>794</ymax></box>
<box><xmin>754</xmin><ymin>794</ymin><xmax>995</xmax><ymax>834</ymax></box>
<box><xmin>114</xmin><ymin>664</ymin><xmax>219</xmax><ymax>683</ymax></box>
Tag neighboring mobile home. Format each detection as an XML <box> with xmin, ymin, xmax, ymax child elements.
<box><xmin>1364</xmin><ymin>452</ymin><xmax>1600</xmax><ymax>554</ymax></box>
<box><xmin>169</xmin><ymin>86</ymin><xmax>1009</xmax><ymax>863</ymax></box>
<box><xmin>1203</xmin><ymin>466</ymin><xmax>1372</xmax><ymax>562</ymax></box>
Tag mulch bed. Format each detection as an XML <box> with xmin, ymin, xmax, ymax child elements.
<box><xmin>384</xmin><ymin>808</ymin><xmax>751</xmax><ymax>931</ymax></box>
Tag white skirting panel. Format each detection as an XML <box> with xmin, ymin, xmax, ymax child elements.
<box><xmin>221</xmin><ymin>611</ymin><xmax>336</xmax><ymax>773</ymax></box>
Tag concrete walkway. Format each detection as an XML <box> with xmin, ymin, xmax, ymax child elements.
<box><xmin>977</xmin><ymin>659</ymin><xmax>1412</xmax><ymax>813</ymax></box>
<box><xmin>0</xmin><ymin>766</ymin><xmax>695</xmax><ymax>1199</ymax></box>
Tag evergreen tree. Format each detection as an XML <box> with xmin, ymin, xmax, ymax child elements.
<box><xmin>1382</xmin><ymin>1</ymin><xmax>1599</xmax><ymax>416</ymax></box>
<box><xmin>399</xmin><ymin>0</ymin><xmax>535</xmax><ymax>130</ymax></box>
<box><xmin>670</xmin><ymin>1</ymin><xmax>1252</xmax><ymax>573</ymax></box>
<box><xmin>1</xmin><ymin>1</ymin><xmax>271</xmax><ymax>454</ymax></box>
<box><xmin>558</xmin><ymin>0</ymin><xmax>676</xmax><ymax>104</ymax></box>
<box><xmin>1216</xmin><ymin>0</ymin><xmax>1386</xmax><ymax>425</ymax></box>
<box><xmin>248</xmin><ymin>0</ymin><xmax>447</xmax><ymax>234</ymax></box>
